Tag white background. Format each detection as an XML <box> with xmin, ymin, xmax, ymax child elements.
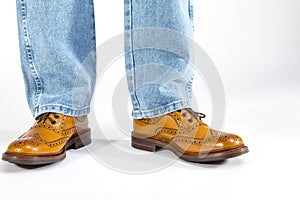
<box><xmin>0</xmin><ymin>0</ymin><xmax>299</xmax><ymax>200</ymax></box>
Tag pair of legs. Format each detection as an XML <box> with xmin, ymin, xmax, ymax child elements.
<box><xmin>2</xmin><ymin>0</ymin><xmax>248</xmax><ymax>165</ymax></box>
<box><xmin>18</xmin><ymin>0</ymin><xmax>195</xmax><ymax>118</ymax></box>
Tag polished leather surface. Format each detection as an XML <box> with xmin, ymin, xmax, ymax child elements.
<box><xmin>133</xmin><ymin>108</ymin><xmax>245</xmax><ymax>154</ymax></box>
<box><xmin>4</xmin><ymin>113</ymin><xmax>89</xmax><ymax>155</ymax></box>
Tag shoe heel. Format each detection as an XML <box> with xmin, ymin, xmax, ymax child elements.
<box><xmin>70</xmin><ymin>130</ymin><xmax>92</xmax><ymax>150</ymax></box>
<box><xmin>131</xmin><ymin>135</ymin><xmax>161</xmax><ymax>152</ymax></box>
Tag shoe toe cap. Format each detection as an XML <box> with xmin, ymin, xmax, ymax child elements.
<box><xmin>217</xmin><ymin>133</ymin><xmax>244</xmax><ymax>149</ymax></box>
<box><xmin>6</xmin><ymin>138</ymin><xmax>40</xmax><ymax>154</ymax></box>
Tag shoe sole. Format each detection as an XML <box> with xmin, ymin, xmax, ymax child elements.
<box><xmin>131</xmin><ymin>133</ymin><xmax>249</xmax><ymax>163</ymax></box>
<box><xmin>2</xmin><ymin>129</ymin><xmax>91</xmax><ymax>165</ymax></box>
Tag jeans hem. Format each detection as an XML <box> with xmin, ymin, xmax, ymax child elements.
<box><xmin>132</xmin><ymin>100</ymin><xmax>192</xmax><ymax>119</ymax></box>
<box><xmin>33</xmin><ymin>105</ymin><xmax>90</xmax><ymax>118</ymax></box>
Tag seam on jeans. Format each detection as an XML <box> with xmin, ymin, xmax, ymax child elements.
<box><xmin>188</xmin><ymin>0</ymin><xmax>194</xmax><ymax>31</ymax></box>
<box><xmin>34</xmin><ymin>104</ymin><xmax>90</xmax><ymax>118</ymax></box>
<box><xmin>132</xmin><ymin>100</ymin><xmax>191</xmax><ymax>119</ymax></box>
<box><xmin>35</xmin><ymin>104</ymin><xmax>90</xmax><ymax>111</ymax></box>
<box><xmin>128</xmin><ymin>0</ymin><xmax>141</xmax><ymax>111</ymax></box>
<box><xmin>186</xmin><ymin>72</ymin><xmax>194</xmax><ymax>101</ymax></box>
<box><xmin>133</xmin><ymin>100</ymin><xmax>190</xmax><ymax>114</ymax></box>
<box><xmin>20</xmin><ymin>0</ymin><xmax>43</xmax><ymax>108</ymax></box>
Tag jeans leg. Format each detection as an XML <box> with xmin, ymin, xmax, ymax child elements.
<box><xmin>16</xmin><ymin>0</ymin><xmax>96</xmax><ymax>118</ymax></box>
<box><xmin>124</xmin><ymin>0</ymin><xmax>195</xmax><ymax>119</ymax></box>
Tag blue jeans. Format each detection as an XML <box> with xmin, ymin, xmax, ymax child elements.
<box><xmin>16</xmin><ymin>0</ymin><xmax>194</xmax><ymax>119</ymax></box>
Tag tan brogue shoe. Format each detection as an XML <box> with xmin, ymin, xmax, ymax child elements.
<box><xmin>132</xmin><ymin>108</ymin><xmax>248</xmax><ymax>162</ymax></box>
<box><xmin>2</xmin><ymin>113</ymin><xmax>91</xmax><ymax>165</ymax></box>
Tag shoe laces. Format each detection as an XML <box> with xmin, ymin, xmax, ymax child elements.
<box><xmin>36</xmin><ymin>113</ymin><xmax>60</xmax><ymax>125</ymax></box>
<box><xmin>186</xmin><ymin>108</ymin><xmax>206</xmax><ymax>121</ymax></box>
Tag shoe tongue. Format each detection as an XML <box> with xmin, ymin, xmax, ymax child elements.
<box><xmin>174</xmin><ymin>109</ymin><xmax>197</xmax><ymax>127</ymax></box>
<box><xmin>36</xmin><ymin>113</ymin><xmax>47</xmax><ymax>119</ymax></box>
<box><xmin>36</xmin><ymin>113</ymin><xmax>59</xmax><ymax>125</ymax></box>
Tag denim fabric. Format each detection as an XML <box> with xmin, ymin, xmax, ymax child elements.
<box><xmin>16</xmin><ymin>0</ymin><xmax>96</xmax><ymax>117</ymax></box>
<box><xmin>124</xmin><ymin>0</ymin><xmax>195</xmax><ymax>118</ymax></box>
<box><xmin>16</xmin><ymin>0</ymin><xmax>194</xmax><ymax>119</ymax></box>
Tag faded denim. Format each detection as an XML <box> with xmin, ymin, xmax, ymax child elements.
<box><xmin>16</xmin><ymin>0</ymin><xmax>194</xmax><ymax>119</ymax></box>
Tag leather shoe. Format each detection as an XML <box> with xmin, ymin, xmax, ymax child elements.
<box><xmin>132</xmin><ymin>108</ymin><xmax>249</xmax><ymax>162</ymax></box>
<box><xmin>2</xmin><ymin>113</ymin><xmax>91</xmax><ymax>165</ymax></box>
